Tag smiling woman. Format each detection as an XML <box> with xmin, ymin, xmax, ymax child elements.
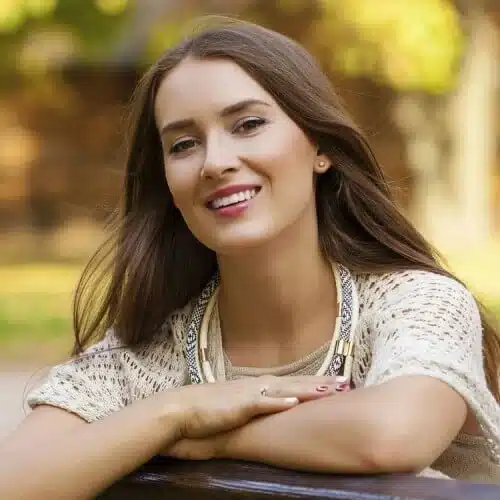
<box><xmin>0</xmin><ymin>17</ymin><xmax>499</xmax><ymax>500</ymax></box>
<box><xmin>155</xmin><ymin>57</ymin><xmax>327</xmax><ymax>254</ymax></box>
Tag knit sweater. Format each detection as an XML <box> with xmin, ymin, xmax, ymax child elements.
<box><xmin>27</xmin><ymin>269</ymin><xmax>500</xmax><ymax>482</ymax></box>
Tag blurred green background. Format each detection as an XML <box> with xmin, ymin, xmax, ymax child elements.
<box><xmin>0</xmin><ymin>0</ymin><xmax>499</xmax><ymax>366</ymax></box>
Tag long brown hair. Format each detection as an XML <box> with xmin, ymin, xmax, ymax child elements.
<box><xmin>73</xmin><ymin>18</ymin><xmax>500</xmax><ymax>400</ymax></box>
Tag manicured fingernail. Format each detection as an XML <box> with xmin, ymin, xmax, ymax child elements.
<box><xmin>316</xmin><ymin>385</ymin><xmax>329</xmax><ymax>392</ymax></box>
<box><xmin>284</xmin><ymin>397</ymin><xmax>299</xmax><ymax>405</ymax></box>
<box><xmin>335</xmin><ymin>383</ymin><xmax>350</xmax><ymax>392</ymax></box>
<box><xmin>336</xmin><ymin>376</ymin><xmax>348</xmax><ymax>383</ymax></box>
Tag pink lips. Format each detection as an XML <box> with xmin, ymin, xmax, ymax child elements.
<box><xmin>216</xmin><ymin>202</ymin><xmax>251</xmax><ymax>217</ymax></box>
<box><xmin>205</xmin><ymin>184</ymin><xmax>261</xmax><ymax>205</ymax></box>
<box><xmin>205</xmin><ymin>184</ymin><xmax>261</xmax><ymax>218</ymax></box>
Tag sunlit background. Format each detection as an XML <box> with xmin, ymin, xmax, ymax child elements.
<box><xmin>0</xmin><ymin>0</ymin><xmax>499</xmax><ymax>370</ymax></box>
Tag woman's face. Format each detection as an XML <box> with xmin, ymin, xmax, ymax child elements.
<box><xmin>154</xmin><ymin>57</ymin><xmax>329</xmax><ymax>254</ymax></box>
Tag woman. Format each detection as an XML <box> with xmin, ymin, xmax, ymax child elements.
<box><xmin>1</xmin><ymin>18</ymin><xmax>499</xmax><ymax>498</ymax></box>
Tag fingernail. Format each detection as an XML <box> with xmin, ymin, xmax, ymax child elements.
<box><xmin>283</xmin><ymin>397</ymin><xmax>299</xmax><ymax>405</ymax></box>
<box><xmin>335</xmin><ymin>383</ymin><xmax>350</xmax><ymax>392</ymax></box>
<box><xmin>316</xmin><ymin>385</ymin><xmax>329</xmax><ymax>392</ymax></box>
<box><xmin>336</xmin><ymin>376</ymin><xmax>348</xmax><ymax>384</ymax></box>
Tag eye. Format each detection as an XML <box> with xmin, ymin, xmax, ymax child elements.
<box><xmin>233</xmin><ymin>117</ymin><xmax>267</xmax><ymax>134</ymax></box>
<box><xmin>169</xmin><ymin>138</ymin><xmax>199</xmax><ymax>155</ymax></box>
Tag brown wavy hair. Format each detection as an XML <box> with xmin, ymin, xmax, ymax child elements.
<box><xmin>72</xmin><ymin>18</ymin><xmax>500</xmax><ymax>400</ymax></box>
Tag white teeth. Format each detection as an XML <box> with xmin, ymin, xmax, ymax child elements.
<box><xmin>211</xmin><ymin>188</ymin><xmax>258</xmax><ymax>209</ymax></box>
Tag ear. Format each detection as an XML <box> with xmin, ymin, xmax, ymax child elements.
<box><xmin>313</xmin><ymin>153</ymin><xmax>331</xmax><ymax>174</ymax></box>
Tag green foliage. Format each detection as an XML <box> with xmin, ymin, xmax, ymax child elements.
<box><xmin>0</xmin><ymin>0</ymin><xmax>132</xmax><ymax>77</ymax></box>
<box><xmin>143</xmin><ymin>6</ymin><xmax>202</xmax><ymax>64</ymax></box>
<box><xmin>0</xmin><ymin>0</ymin><xmax>469</xmax><ymax>92</ymax></box>
<box><xmin>236</xmin><ymin>0</ymin><xmax>465</xmax><ymax>93</ymax></box>
<box><xmin>313</xmin><ymin>0</ymin><xmax>464</xmax><ymax>93</ymax></box>
<box><xmin>0</xmin><ymin>0</ymin><xmax>130</xmax><ymax>33</ymax></box>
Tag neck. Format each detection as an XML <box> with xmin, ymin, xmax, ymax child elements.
<box><xmin>216</xmin><ymin>216</ymin><xmax>337</xmax><ymax>349</ymax></box>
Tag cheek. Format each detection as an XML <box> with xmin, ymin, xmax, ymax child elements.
<box><xmin>164</xmin><ymin>163</ymin><xmax>198</xmax><ymax>209</ymax></box>
<box><xmin>263</xmin><ymin>124</ymin><xmax>315</xmax><ymax>166</ymax></box>
<box><xmin>263</xmin><ymin>132</ymin><xmax>316</xmax><ymax>189</ymax></box>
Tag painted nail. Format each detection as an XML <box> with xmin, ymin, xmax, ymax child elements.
<box><xmin>316</xmin><ymin>385</ymin><xmax>329</xmax><ymax>392</ymax></box>
<box><xmin>283</xmin><ymin>397</ymin><xmax>299</xmax><ymax>405</ymax></box>
<box><xmin>335</xmin><ymin>383</ymin><xmax>350</xmax><ymax>392</ymax></box>
<box><xmin>336</xmin><ymin>376</ymin><xmax>348</xmax><ymax>384</ymax></box>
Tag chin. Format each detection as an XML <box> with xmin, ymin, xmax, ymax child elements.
<box><xmin>203</xmin><ymin>229</ymin><xmax>277</xmax><ymax>256</ymax></box>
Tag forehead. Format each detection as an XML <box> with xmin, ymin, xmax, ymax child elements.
<box><xmin>154</xmin><ymin>58</ymin><xmax>273</xmax><ymax>121</ymax></box>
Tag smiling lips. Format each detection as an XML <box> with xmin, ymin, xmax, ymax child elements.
<box><xmin>206</xmin><ymin>185</ymin><xmax>261</xmax><ymax>217</ymax></box>
<box><xmin>210</xmin><ymin>188</ymin><xmax>259</xmax><ymax>209</ymax></box>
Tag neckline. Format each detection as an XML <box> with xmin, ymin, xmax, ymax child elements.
<box><xmin>224</xmin><ymin>339</ymin><xmax>331</xmax><ymax>375</ymax></box>
<box><xmin>184</xmin><ymin>263</ymin><xmax>359</xmax><ymax>384</ymax></box>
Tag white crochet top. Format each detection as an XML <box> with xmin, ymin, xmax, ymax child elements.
<box><xmin>27</xmin><ymin>270</ymin><xmax>500</xmax><ymax>482</ymax></box>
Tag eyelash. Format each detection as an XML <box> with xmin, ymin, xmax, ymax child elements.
<box><xmin>233</xmin><ymin>116</ymin><xmax>267</xmax><ymax>134</ymax></box>
<box><xmin>168</xmin><ymin>117</ymin><xmax>268</xmax><ymax>155</ymax></box>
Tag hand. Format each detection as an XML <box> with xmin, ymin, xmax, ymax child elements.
<box><xmin>165</xmin><ymin>435</ymin><xmax>225</xmax><ymax>461</ymax></box>
<box><xmin>164</xmin><ymin>375</ymin><xmax>348</xmax><ymax>440</ymax></box>
<box><xmin>164</xmin><ymin>380</ymin><xmax>352</xmax><ymax>460</ymax></box>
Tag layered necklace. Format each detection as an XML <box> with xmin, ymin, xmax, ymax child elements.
<box><xmin>184</xmin><ymin>263</ymin><xmax>358</xmax><ymax>385</ymax></box>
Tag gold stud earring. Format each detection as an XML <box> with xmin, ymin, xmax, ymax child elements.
<box><xmin>319</xmin><ymin>161</ymin><xmax>326</xmax><ymax>168</ymax></box>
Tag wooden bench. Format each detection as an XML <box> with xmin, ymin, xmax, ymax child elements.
<box><xmin>98</xmin><ymin>456</ymin><xmax>500</xmax><ymax>499</ymax></box>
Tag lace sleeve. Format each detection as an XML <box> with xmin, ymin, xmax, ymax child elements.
<box><xmin>362</xmin><ymin>271</ymin><xmax>500</xmax><ymax>461</ymax></box>
<box><xmin>26</xmin><ymin>330</ymin><xmax>128</xmax><ymax>423</ymax></box>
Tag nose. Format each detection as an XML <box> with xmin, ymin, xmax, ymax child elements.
<box><xmin>201</xmin><ymin>131</ymin><xmax>240</xmax><ymax>179</ymax></box>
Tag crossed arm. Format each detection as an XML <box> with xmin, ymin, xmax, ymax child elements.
<box><xmin>167</xmin><ymin>275</ymin><xmax>484</xmax><ymax>472</ymax></box>
<box><xmin>167</xmin><ymin>375</ymin><xmax>467</xmax><ymax>473</ymax></box>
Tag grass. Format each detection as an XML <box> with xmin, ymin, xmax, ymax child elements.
<box><xmin>0</xmin><ymin>243</ymin><xmax>499</xmax><ymax>364</ymax></box>
<box><xmin>0</xmin><ymin>264</ymin><xmax>82</xmax><ymax>363</ymax></box>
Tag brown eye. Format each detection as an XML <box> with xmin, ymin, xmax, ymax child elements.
<box><xmin>234</xmin><ymin>117</ymin><xmax>267</xmax><ymax>134</ymax></box>
<box><xmin>169</xmin><ymin>138</ymin><xmax>198</xmax><ymax>155</ymax></box>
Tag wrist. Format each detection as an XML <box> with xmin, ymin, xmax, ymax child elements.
<box><xmin>213</xmin><ymin>429</ymin><xmax>236</xmax><ymax>459</ymax></box>
<box><xmin>148</xmin><ymin>391</ymin><xmax>188</xmax><ymax>444</ymax></box>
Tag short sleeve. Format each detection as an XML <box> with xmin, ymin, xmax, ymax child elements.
<box><xmin>361</xmin><ymin>271</ymin><xmax>500</xmax><ymax>460</ymax></box>
<box><xmin>26</xmin><ymin>329</ymin><xmax>128</xmax><ymax>423</ymax></box>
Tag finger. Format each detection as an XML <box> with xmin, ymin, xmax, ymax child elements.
<box><xmin>284</xmin><ymin>375</ymin><xmax>348</xmax><ymax>387</ymax></box>
<box><xmin>267</xmin><ymin>379</ymin><xmax>351</xmax><ymax>400</ymax></box>
<box><xmin>270</xmin><ymin>385</ymin><xmax>337</xmax><ymax>401</ymax></box>
<box><xmin>276</xmin><ymin>375</ymin><xmax>350</xmax><ymax>389</ymax></box>
<box><xmin>284</xmin><ymin>376</ymin><xmax>339</xmax><ymax>384</ymax></box>
<box><xmin>246</xmin><ymin>395</ymin><xmax>300</xmax><ymax>418</ymax></box>
<box><xmin>316</xmin><ymin>375</ymin><xmax>350</xmax><ymax>385</ymax></box>
<box><xmin>284</xmin><ymin>383</ymin><xmax>351</xmax><ymax>401</ymax></box>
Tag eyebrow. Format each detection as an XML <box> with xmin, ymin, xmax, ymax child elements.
<box><xmin>159</xmin><ymin>98</ymin><xmax>270</xmax><ymax>135</ymax></box>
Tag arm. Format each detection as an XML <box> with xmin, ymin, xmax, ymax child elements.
<box><xmin>0</xmin><ymin>394</ymin><xmax>183</xmax><ymax>500</ymax></box>
<box><xmin>1</xmin><ymin>368</ymin><xmax>335</xmax><ymax>499</ymax></box>
<box><xmin>210</xmin><ymin>272</ymin><xmax>493</xmax><ymax>473</ymax></box>
<box><xmin>215</xmin><ymin>374</ymin><xmax>466</xmax><ymax>473</ymax></box>
<box><xmin>0</xmin><ymin>329</ymin><xmax>185</xmax><ymax>500</ymax></box>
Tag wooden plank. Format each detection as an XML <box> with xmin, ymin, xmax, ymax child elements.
<box><xmin>99</xmin><ymin>457</ymin><xmax>500</xmax><ymax>499</ymax></box>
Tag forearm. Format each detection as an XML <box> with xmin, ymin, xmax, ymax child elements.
<box><xmin>0</xmin><ymin>395</ymin><xmax>182</xmax><ymax>500</ymax></box>
<box><xmin>218</xmin><ymin>392</ymin><xmax>382</xmax><ymax>473</ymax></box>
<box><xmin>218</xmin><ymin>376</ymin><xmax>465</xmax><ymax>474</ymax></box>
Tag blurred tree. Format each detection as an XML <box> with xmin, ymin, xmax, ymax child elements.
<box><xmin>313</xmin><ymin>0</ymin><xmax>464</xmax><ymax>94</ymax></box>
<box><xmin>246</xmin><ymin>0</ymin><xmax>498</xmax><ymax>246</ymax></box>
<box><xmin>315</xmin><ymin>0</ymin><xmax>498</xmax><ymax>245</ymax></box>
<box><xmin>1</xmin><ymin>0</ymin><xmax>497</xmax><ymax>247</ymax></box>
<box><xmin>446</xmin><ymin>0</ymin><xmax>498</xmax><ymax>245</ymax></box>
<box><xmin>0</xmin><ymin>0</ymin><xmax>132</xmax><ymax>79</ymax></box>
